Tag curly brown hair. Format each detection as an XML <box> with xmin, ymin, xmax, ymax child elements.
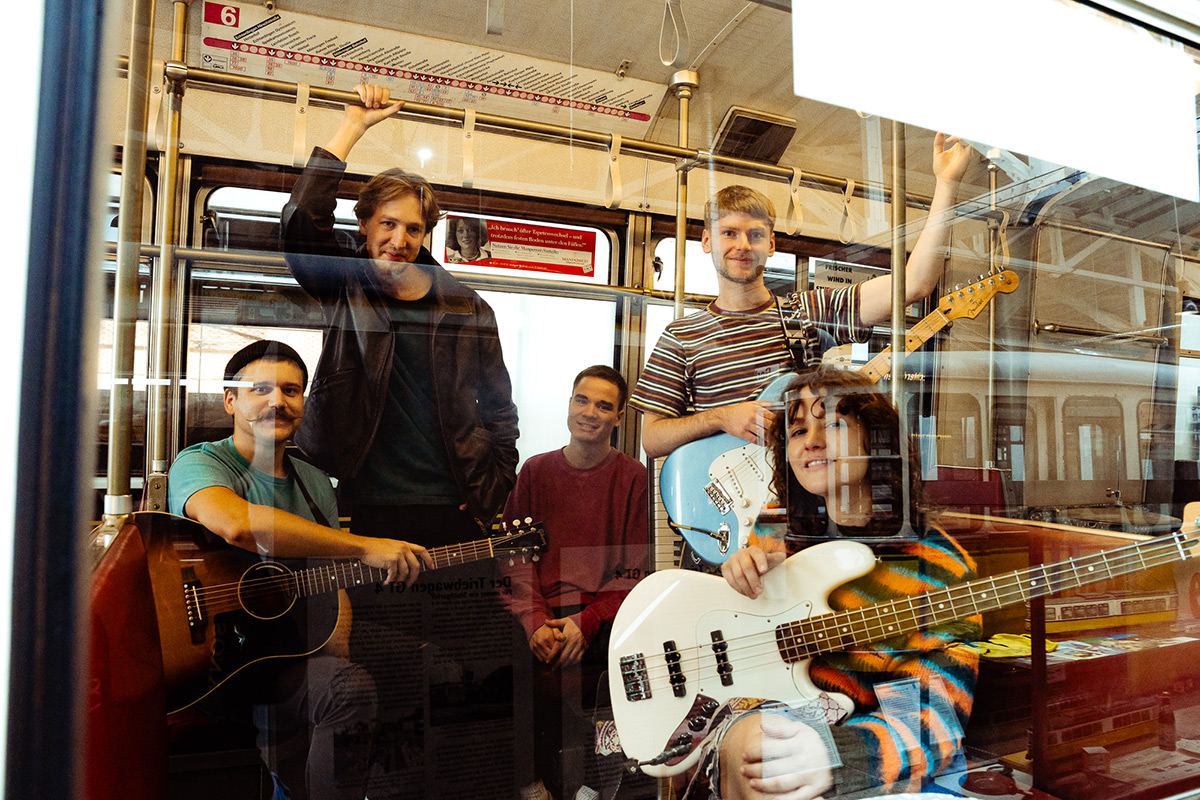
<box><xmin>769</xmin><ymin>366</ymin><xmax>922</xmax><ymax>544</ymax></box>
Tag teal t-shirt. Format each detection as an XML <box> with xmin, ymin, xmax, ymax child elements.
<box><xmin>168</xmin><ymin>436</ymin><xmax>340</xmax><ymax>529</ymax></box>
<box><xmin>345</xmin><ymin>290</ymin><xmax>461</xmax><ymax>505</ymax></box>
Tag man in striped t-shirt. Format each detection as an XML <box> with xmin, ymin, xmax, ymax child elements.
<box><xmin>631</xmin><ymin>133</ymin><xmax>971</xmax><ymax>459</ymax></box>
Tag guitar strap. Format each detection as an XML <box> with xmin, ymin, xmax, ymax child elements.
<box><xmin>774</xmin><ymin>293</ymin><xmax>824</xmax><ymax>371</ymax></box>
<box><xmin>288</xmin><ymin>454</ymin><xmax>334</xmax><ymax>529</ymax></box>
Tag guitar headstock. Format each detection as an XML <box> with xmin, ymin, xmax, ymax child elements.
<box><xmin>496</xmin><ymin>518</ymin><xmax>548</xmax><ymax>560</ymax></box>
<box><xmin>937</xmin><ymin>270</ymin><xmax>1019</xmax><ymax>322</ymax></box>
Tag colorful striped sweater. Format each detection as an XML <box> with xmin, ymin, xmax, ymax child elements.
<box><xmin>684</xmin><ymin>526</ymin><xmax>981</xmax><ymax>799</ymax></box>
<box><xmin>810</xmin><ymin>525</ymin><xmax>981</xmax><ymax>791</ymax></box>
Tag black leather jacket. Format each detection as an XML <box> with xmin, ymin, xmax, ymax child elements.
<box><xmin>281</xmin><ymin>148</ymin><xmax>519</xmax><ymax>526</ymax></box>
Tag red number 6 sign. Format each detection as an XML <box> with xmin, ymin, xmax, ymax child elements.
<box><xmin>204</xmin><ymin>2</ymin><xmax>240</xmax><ymax>27</ymax></box>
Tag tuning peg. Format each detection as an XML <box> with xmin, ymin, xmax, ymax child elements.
<box><xmin>524</xmin><ymin>517</ymin><xmax>533</xmax><ymax>525</ymax></box>
<box><xmin>954</xmin><ymin>284</ymin><xmax>962</xmax><ymax>291</ymax></box>
<box><xmin>508</xmin><ymin>556</ymin><xmax>515</xmax><ymax>566</ymax></box>
<box><xmin>532</xmin><ymin>553</ymin><xmax>540</xmax><ymax>562</ymax></box>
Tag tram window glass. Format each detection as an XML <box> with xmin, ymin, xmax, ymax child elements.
<box><xmin>932</xmin><ymin>393</ymin><xmax>982</xmax><ymax>469</ymax></box>
<box><xmin>205</xmin><ymin>187</ymin><xmax>359</xmax><ymax>251</ymax></box>
<box><xmin>994</xmin><ymin>402</ymin><xmax>1036</xmax><ymax>483</ymax></box>
<box><xmin>1062</xmin><ymin>396</ymin><xmax>1124</xmax><ymax>484</ymax></box>
<box><xmin>1033</xmin><ymin>225</ymin><xmax>1167</xmax><ymax>334</ymax></box>
<box><xmin>95</xmin><ymin>317</ymin><xmax>149</xmax><ymax>478</ymax></box>
<box><xmin>482</xmin><ymin>291</ymin><xmax>616</xmax><ymax>469</ymax></box>
<box><xmin>432</xmin><ymin>214</ymin><xmax>612</xmax><ymax>286</ymax></box>
<box><xmin>653</xmin><ymin>237</ymin><xmax>798</xmax><ymax>297</ymax></box>
<box><xmin>1176</xmin><ymin>357</ymin><xmax>1200</xmax><ymax>462</ymax></box>
<box><xmin>1136</xmin><ymin>399</ymin><xmax>1175</xmax><ymax>480</ymax></box>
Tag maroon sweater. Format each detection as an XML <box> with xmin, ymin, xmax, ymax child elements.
<box><xmin>500</xmin><ymin>448</ymin><xmax>648</xmax><ymax>640</ymax></box>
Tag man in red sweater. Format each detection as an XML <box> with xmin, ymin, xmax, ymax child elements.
<box><xmin>501</xmin><ymin>365</ymin><xmax>648</xmax><ymax>800</ymax></box>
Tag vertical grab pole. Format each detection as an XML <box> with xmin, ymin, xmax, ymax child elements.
<box><xmin>671</xmin><ymin>70</ymin><xmax>698</xmax><ymax>320</ymax></box>
<box><xmin>105</xmin><ymin>0</ymin><xmax>156</xmax><ymax>517</ymax></box>
<box><xmin>144</xmin><ymin>0</ymin><xmax>190</xmax><ymax>510</ymax></box>
<box><xmin>889</xmin><ymin>121</ymin><xmax>907</xmax><ymax>402</ymax></box>
<box><xmin>890</xmin><ymin>121</ymin><xmax>912</xmax><ymax>532</ymax></box>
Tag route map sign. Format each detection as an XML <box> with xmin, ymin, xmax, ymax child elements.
<box><xmin>200</xmin><ymin>1</ymin><xmax>666</xmax><ymax>137</ymax></box>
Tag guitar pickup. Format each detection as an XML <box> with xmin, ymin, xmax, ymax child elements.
<box><xmin>664</xmin><ymin>640</ymin><xmax>686</xmax><ymax>698</ymax></box>
<box><xmin>711</xmin><ymin>630</ymin><xmax>733</xmax><ymax>686</ymax></box>
<box><xmin>181</xmin><ymin>567</ymin><xmax>206</xmax><ymax>644</ymax></box>
<box><xmin>620</xmin><ymin>653</ymin><xmax>651</xmax><ymax>701</ymax></box>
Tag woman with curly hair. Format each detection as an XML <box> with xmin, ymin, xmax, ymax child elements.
<box><xmin>687</xmin><ymin>366</ymin><xmax>981</xmax><ymax>800</ymax></box>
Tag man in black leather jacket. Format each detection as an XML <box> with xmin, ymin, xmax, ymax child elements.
<box><xmin>280</xmin><ymin>82</ymin><xmax>519</xmax><ymax>546</ymax></box>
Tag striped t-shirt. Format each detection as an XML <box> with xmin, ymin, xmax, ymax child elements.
<box><xmin>630</xmin><ymin>287</ymin><xmax>871</xmax><ymax>416</ymax></box>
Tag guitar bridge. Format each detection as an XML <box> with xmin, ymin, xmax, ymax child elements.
<box><xmin>703</xmin><ymin>479</ymin><xmax>734</xmax><ymax>515</ymax></box>
<box><xmin>181</xmin><ymin>567</ymin><xmax>206</xmax><ymax>644</ymax></box>
<box><xmin>620</xmin><ymin>653</ymin><xmax>651</xmax><ymax>701</ymax></box>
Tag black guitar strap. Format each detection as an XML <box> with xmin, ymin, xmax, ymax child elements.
<box><xmin>288</xmin><ymin>454</ymin><xmax>333</xmax><ymax>529</ymax></box>
<box><xmin>774</xmin><ymin>293</ymin><xmax>824</xmax><ymax>371</ymax></box>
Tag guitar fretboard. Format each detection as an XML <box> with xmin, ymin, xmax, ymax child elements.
<box><xmin>776</xmin><ymin>529</ymin><xmax>1196</xmax><ymax>661</ymax></box>
<box><xmin>190</xmin><ymin>529</ymin><xmax>541</xmax><ymax>617</ymax></box>
<box><xmin>289</xmin><ymin>538</ymin><xmax>501</xmax><ymax>597</ymax></box>
<box><xmin>857</xmin><ymin>312</ymin><xmax>951</xmax><ymax>383</ymax></box>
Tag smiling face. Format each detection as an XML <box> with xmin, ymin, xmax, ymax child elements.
<box><xmin>225</xmin><ymin>358</ymin><xmax>306</xmax><ymax>450</ymax></box>
<box><xmin>701</xmin><ymin>211</ymin><xmax>775</xmax><ymax>287</ymax></box>
<box><xmin>455</xmin><ymin>219</ymin><xmax>479</xmax><ymax>250</ymax></box>
<box><xmin>786</xmin><ymin>386</ymin><xmax>871</xmax><ymax>517</ymax></box>
<box><xmin>359</xmin><ymin>194</ymin><xmax>427</xmax><ymax>287</ymax></box>
<box><xmin>566</xmin><ymin>376</ymin><xmax>624</xmax><ymax>447</ymax></box>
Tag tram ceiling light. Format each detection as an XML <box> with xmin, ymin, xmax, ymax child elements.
<box><xmin>710</xmin><ymin>106</ymin><xmax>796</xmax><ymax>165</ymax></box>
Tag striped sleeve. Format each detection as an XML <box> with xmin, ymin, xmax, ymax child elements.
<box><xmin>794</xmin><ymin>284</ymin><xmax>873</xmax><ymax>345</ymax></box>
<box><xmin>629</xmin><ymin>325</ymin><xmax>692</xmax><ymax>417</ymax></box>
<box><xmin>809</xmin><ymin>527</ymin><xmax>982</xmax><ymax>789</ymax></box>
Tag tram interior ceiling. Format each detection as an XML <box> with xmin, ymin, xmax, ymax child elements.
<box><xmin>69</xmin><ymin>1</ymin><xmax>1200</xmax><ymax>800</ymax></box>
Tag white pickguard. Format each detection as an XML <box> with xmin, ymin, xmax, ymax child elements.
<box><xmin>706</xmin><ymin>445</ymin><xmax>771</xmax><ymax>553</ymax></box>
<box><xmin>608</xmin><ymin>540</ymin><xmax>876</xmax><ymax>776</ymax></box>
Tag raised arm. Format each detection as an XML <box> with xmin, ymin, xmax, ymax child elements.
<box><xmin>321</xmin><ymin>83</ymin><xmax>405</xmax><ymax>162</ymax></box>
<box><xmin>184</xmin><ymin>485</ymin><xmax>432</xmax><ymax>585</ymax></box>
<box><xmin>857</xmin><ymin>132</ymin><xmax>972</xmax><ymax>327</ymax></box>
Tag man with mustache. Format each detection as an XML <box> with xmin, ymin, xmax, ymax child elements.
<box><xmin>168</xmin><ymin>339</ymin><xmax>431</xmax><ymax>800</ymax></box>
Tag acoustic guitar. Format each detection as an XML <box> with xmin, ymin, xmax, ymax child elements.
<box><xmin>136</xmin><ymin>511</ymin><xmax>546</xmax><ymax>714</ymax></box>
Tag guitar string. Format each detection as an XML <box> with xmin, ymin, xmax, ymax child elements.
<box><xmin>188</xmin><ymin>533</ymin><xmax>533</xmax><ymax>608</ymax></box>
<box><xmin>628</xmin><ymin>531</ymin><xmax>1195</xmax><ymax>687</ymax></box>
<box><xmin>636</xmin><ymin>535</ymin><xmax>1191</xmax><ymax>684</ymax></box>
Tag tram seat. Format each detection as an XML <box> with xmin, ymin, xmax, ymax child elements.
<box><xmin>86</xmin><ymin>520</ymin><xmax>169</xmax><ymax>800</ymax></box>
<box><xmin>925</xmin><ymin>465</ymin><xmax>1008</xmax><ymax>525</ymax></box>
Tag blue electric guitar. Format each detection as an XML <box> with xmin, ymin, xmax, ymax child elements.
<box><xmin>659</xmin><ymin>270</ymin><xmax>1019</xmax><ymax>564</ymax></box>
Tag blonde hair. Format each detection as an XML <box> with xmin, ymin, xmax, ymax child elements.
<box><xmin>703</xmin><ymin>185</ymin><xmax>776</xmax><ymax>230</ymax></box>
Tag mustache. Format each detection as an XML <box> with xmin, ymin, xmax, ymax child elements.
<box><xmin>245</xmin><ymin>411</ymin><xmax>298</xmax><ymax>425</ymax></box>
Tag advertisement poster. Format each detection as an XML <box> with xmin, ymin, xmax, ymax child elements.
<box><xmin>200</xmin><ymin>1</ymin><xmax>665</xmax><ymax>138</ymax></box>
<box><xmin>443</xmin><ymin>216</ymin><xmax>597</xmax><ymax>278</ymax></box>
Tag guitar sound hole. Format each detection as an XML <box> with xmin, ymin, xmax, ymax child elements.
<box><xmin>238</xmin><ymin>561</ymin><xmax>298</xmax><ymax>620</ymax></box>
